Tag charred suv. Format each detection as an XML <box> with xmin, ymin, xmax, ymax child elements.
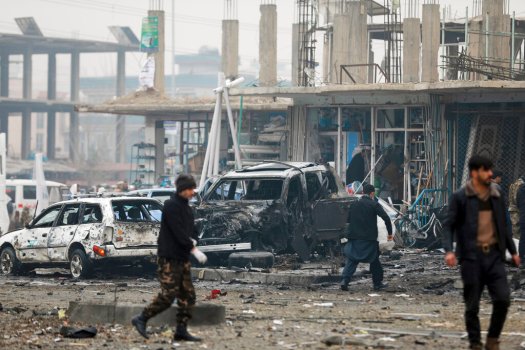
<box><xmin>194</xmin><ymin>162</ymin><xmax>356</xmax><ymax>261</ymax></box>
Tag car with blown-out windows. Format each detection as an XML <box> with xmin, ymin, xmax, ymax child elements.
<box><xmin>0</xmin><ymin>197</ymin><xmax>164</xmax><ymax>278</ymax></box>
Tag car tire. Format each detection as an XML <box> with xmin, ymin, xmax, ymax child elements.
<box><xmin>0</xmin><ymin>246</ymin><xmax>22</xmax><ymax>276</ymax></box>
<box><xmin>228</xmin><ymin>252</ymin><xmax>275</xmax><ymax>269</ymax></box>
<box><xmin>69</xmin><ymin>249</ymin><xmax>93</xmax><ymax>279</ymax></box>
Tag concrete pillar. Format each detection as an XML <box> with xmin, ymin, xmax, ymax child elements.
<box><xmin>116</xmin><ymin>50</ymin><xmax>126</xmax><ymax>163</ymax></box>
<box><xmin>70</xmin><ymin>52</ymin><xmax>80</xmax><ymax>162</ymax></box>
<box><xmin>403</xmin><ymin>18</ymin><xmax>421</xmax><ymax>83</ymax></box>
<box><xmin>21</xmin><ymin>51</ymin><xmax>32</xmax><ymax>159</ymax></box>
<box><xmin>47</xmin><ymin>53</ymin><xmax>57</xmax><ymax>159</ymax></box>
<box><xmin>259</xmin><ymin>4</ymin><xmax>277</xmax><ymax>87</ymax></box>
<box><xmin>155</xmin><ymin>121</ymin><xmax>165</xmax><ymax>178</ymax></box>
<box><xmin>0</xmin><ymin>54</ymin><xmax>9</xmax><ymax>138</ymax></box>
<box><xmin>422</xmin><ymin>4</ymin><xmax>440</xmax><ymax>83</ymax></box>
<box><xmin>149</xmin><ymin>10</ymin><xmax>165</xmax><ymax>93</ymax></box>
<box><xmin>322</xmin><ymin>32</ymin><xmax>331</xmax><ymax>83</ymax></box>
<box><xmin>481</xmin><ymin>0</ymin><xmax>510</xmax><ymax>68</ymax></box>
<box><xmin>292</xmin><ymin>23</ymin><xmax>301</xmax><ymax>86</ymax></box>
<box><xmin>446</xmin><ymin>45</ymin><xmax>459</xmax><ymax>80</ymax></box>
<box><xmin>221</xmin><ymin>19</ymin><xmax>239</xmax><ymax>79</ymax></box>
<box><xmin>331</xmin><ymin>2</ymin><xmax>368</xmax><ymax>84</ymax></box>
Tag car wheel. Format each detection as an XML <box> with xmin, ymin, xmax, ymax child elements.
<box><xmin>69</xmin><ymin>249</ymin><xmax>93</xmax><ymax>279</ymax></box>
<box><xmin>0</xmin><ymin>247</ymin><xmax>21</xmax><ymax>276</ymax></box>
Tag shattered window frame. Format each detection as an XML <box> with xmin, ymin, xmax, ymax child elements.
<box><xmin>205</xmin><ymin>178</ymin><xmax>285</xmax><ymax>202</ymax></box>
<box><xmin>111</xmin><ymin>199</ymin><xmax>163</xmax><ymax>223</ymax></box>
<box><xmin>31</xmin><ymin>205</ymin><xmax>62</xmax><ymax>228</ymax></box>
<box><xmin>305</xmin><ymin>172</ymin><xmax>322</xmax><ymax>201</ymax></box>
<box><xmin>80</xmin><ymin>204</ymin><xmax>103</xmax><ymax>224</ymax></box>
<box><xmin>56</xmin><ymin>204</ymin><xmax>81</xmax><ymax>227</ymax></box>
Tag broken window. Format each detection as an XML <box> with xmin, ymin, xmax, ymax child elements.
<box><xmin>305</xmin><ymin>173</ymin><xmax>321</xmax><ymax>201</ymax></box>
<box><xmin>322</xmin><ymin>171</ymin><xmax>340</xmax><ymax>195</ymax></box>
<box><xmin>56</xmin><ymin>204</ymin><xmax>81</xmax><ymax>226</ymax></box>
<box><xmin>207</xmin><ymin>179</ymin><xmax>283</xmax><ymax>201</ymax></box>
<box><xmin>112</xmin><ymin>200</ymin><xmax>163</xmax><ymax>223</ymax></box>
<box><xmin>31</xmin><ymin>206</ymin><xmax>62</xmax><ymax>228</ymax></box>
<box><xmin>81</xmin><ymin>204</ymin><xmax>103</xmax><ymax>224</ymax></box>
<box><xmin>287</xmin><ymin>176</ymin><xmax>302</xmax><ymax>207</ymax></box>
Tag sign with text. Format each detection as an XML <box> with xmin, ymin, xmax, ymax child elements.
<box><xmin>140</xmin><ymin>16</ymin><xmax>159</xmax><ymax>53</ymax></box>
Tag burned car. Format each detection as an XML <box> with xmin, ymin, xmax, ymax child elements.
<box><xmin>194</xmin><ymin>162</ymin><xmax>356</xmax><ymax>261</ymax></box>
<box><xmin>0</xmin><ymin>197</ymin><xmax>163</xmax><ymax>278</ymax></box>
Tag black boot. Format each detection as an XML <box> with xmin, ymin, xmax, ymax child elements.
<box><xmin>131</xmin><ymin>313</ymin><xmax>149</xmax><ymax>339</ymax></box>
<box><xmin>174</xmin><ymin>324</ymin><xmax>202</xmax><ymax>342</ymax></box>
<box><xmin>373</xmin><ymin>282</ymin><xmax>388</xmax><ymax>291</ymax></box>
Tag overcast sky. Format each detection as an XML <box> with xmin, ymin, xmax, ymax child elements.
<box><xmin>2</xmin><ymin>0</ymin><xmax>525</xmax><ymax>84</ymax></box>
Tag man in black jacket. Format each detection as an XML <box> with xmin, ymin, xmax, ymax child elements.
<box><xmin>132</xmin><ymin>174</ymin><xmax>207</xmax><ymax>342</ymax></box>
<box><xmin>340</xmin><ymin>184</ymin><xmax>393</xmax><ymax>291</ymax></box>
<box><xmin>444</xmin><ymin>156</ymin><xmax>520</xmax><ymax>350</ymax></box>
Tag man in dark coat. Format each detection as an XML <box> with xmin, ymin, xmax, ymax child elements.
<box><xmin>443</xmin><ymin>155</ymin><xmax>520</xmax><ymax>350</ymax></box>
<box><xmin>340</xmin><ymin>184</ymin><xmax>393</xmax><ymax>291</ymax></box>
<box><xmin>132</xmin><ymin>174</ymin><xmax>207</xmax><ymax>342</ymax></box>
<box><xmin>346</xmin><ymin>148</ymin><xmax>365</xmax><ymax>185</ymax></box>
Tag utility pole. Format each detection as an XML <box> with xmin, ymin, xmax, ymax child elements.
<box><xmin>171</xmin><ymin>0</ymin><xmax>176</xmax><ymax>97</ymax></box>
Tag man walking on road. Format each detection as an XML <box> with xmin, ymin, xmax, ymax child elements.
<box><xmin>340</xmin><ymin>184</ymin><xmax>393</xmax><ymax>291</ymax></box>
<box><xmin>444</xmin><ymin>155</ymin><xmax>520</xmax><ymax>350</ymax></box>
<box><xmin>509</xmin><ymin>174</ymin><xmax>525</xmax><ymax>261</ymax></box>
<box><xmin>132</xmin><ymin>174</ymin><xmax>208</xmax><ymax>342</ymax></box>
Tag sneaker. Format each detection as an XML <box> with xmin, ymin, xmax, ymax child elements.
<box><xmin>373</xmin><ymin>282</ymin><xmax>388</xmax><ymax>291</ymax></box>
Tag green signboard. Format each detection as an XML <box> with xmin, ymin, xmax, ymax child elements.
<box><xmin>140</xmin><ymin>16</ymin><xmax>159</xmax><ymax>53</ymax></box>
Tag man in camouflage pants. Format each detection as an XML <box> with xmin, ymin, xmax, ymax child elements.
<box><xmin>509</xmin><ymin>175</ymin><xmax>525</xmax><ymax>261</ymax></box>
<box><xmin>132</xmin><ymin>174</ymin><xmax>207</xmax><ymax>342</ymax></box>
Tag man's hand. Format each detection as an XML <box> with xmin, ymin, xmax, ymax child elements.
<box><xmin>512</xmin><ymin>254</ymin><xmax>521</xmax><ymax>267</ymax></box>
<box><xmin>191</xmin><ymin>247</ymin><xmax>208</xmax><ymax>264</ymax></box>
<box><xmin>445</xmin><ymin>252</ymin><xmax>457</xmax><ymax>267</ymax></box>
<box><xmin>387</xmin><ymin>234</ymin><xmax>393</xmax><ymax>242</ymax></box>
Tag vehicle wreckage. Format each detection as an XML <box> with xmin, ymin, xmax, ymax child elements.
<box><xmin>193</xmin><ymin>162</ymin><xmax>394</xmax><ymax>262</ymax></box>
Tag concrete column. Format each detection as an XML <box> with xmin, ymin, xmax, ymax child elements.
<box><xmin>21</xmin><ymin>51</ymin><xmax>32</xmax><ymax>159</ymax></box>
<box><xmin>70</xmin><ymin>52</ymin><xmax>80</xmax><ymax>162</ymax></box>
<box><xmin>331</xmin><ymin>14</ymin><xmax>351</xmax><ymax>83</ymax></box>
<box><xmin>149</xmin><ymin>10</ymin><xmax>165</xmax><ymax>93</ymax></box>
<box><xmin>47</xmin><ymin>53</ymin><xmax>57</xmax><ymax>159</ymax></box>
<box><xmin>322</xmin><ymin>32</ymin><xmax>331</xmax><ymax>83</ymax></box>
<box><xmin>422</xmin><ymin>4</ymin><xmax>440</xmax><ymax>83</ymax></box>
<box><xmin>292</xmin><ymin>23</ymin><xmax>301</xmax><ymax>86</ymax></box>
<box><xmin>259</xmin><ymin>4</ymin><xmax>277</xmax><ymax>87</ymax></box>
<box><xmin>116</xmin><ymin>50</ymin><xmax>126</xmax><ymax>163</ymax></box>
<box><xmin>481</xmin><ymin>0</ymin><xmax>510</xmax><ymax>68</ymax></box>
<box><xmin>403</xmin><ymin>18</ymin><xmax>421</xmax><ymax>83</ymax></box>
<box><xmin>221</xmin><ymin>19</ymin><xmax>239</xmax><ymax>79</ymax></box>
<box><xmin>155</xmin><ymin>121</ymin><xmax>165</xmax><ymax>178</ymax></box>
<box><xmin>347</xmin><ymin>1</ymin><xmax>368</xmax><ymax>84</ymax></box>
<box><xmin>446</xmin><ymin>45</ymin><xmax>459</xmax><ymax>80</ymax></box>
<box><xmin>0</xmin><ymin>54</ymin><xmax>9</xmax><ymax>138</ymax></box>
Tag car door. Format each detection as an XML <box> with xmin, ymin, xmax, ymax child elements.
<box><xmin>311</xmin><ymin>172</ymin><xmax>354</xmax><ymax>242</ymax></box>
<box><xmin>47</xmin><ymin>203</ymin><xmax>81</xmax><ymax>261</ymax></box>
<box><xmin>17</xmin><ymin>205</ymin><xmax>62</xmax><ymax>262</ymax></box>
<box><xmin>111</xmin><ymin>199</ymin><xmax>160</xmax><ymax>249</ymax></box>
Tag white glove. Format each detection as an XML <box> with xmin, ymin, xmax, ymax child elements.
<box><xmin>191</xmin><ymin>238</ymin><xmax>197</xmax><ymax>247</ymax></box>
<box><xmin>191</xmin><ymin>247</ymin><xmax>208</xmax><ymax>264</ymax></box>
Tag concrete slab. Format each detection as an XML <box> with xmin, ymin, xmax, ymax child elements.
<box><xmin>67</xmin><ymin>301</ymin><xmax>225</xmax><ymax>326</ymax></box>
<box><xmin>193</xmin><ymin>268</ymin><xmax>341</xmax><ymax>287</ymax></box>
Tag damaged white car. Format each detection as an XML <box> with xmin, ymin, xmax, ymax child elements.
<box><xmin>0</xmin><ymin>197</ymin><xmax>163</xmax><ymax>278</ymax></box>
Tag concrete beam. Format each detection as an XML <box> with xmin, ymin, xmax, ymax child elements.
<box><xmin>67</xmin><ymin>301</ymin><xmax>225</xmax><ymax>326</ymax></box>
<box><xmin>403</xmin><ymin>18</ymin><xmax>421</xmax><ymax>83</ymax></box>
<box><xmin>115</xmin><ymin>50</ymin><xmax>126</xmax><ymax>163</ymax></box>
<box><xmin>47</xmin><ymin>53</ymin><xmax>56</xmax><ymax>160</ymax></box>
<box><xmin>221</xmin><ymin>19</ymin><xmax>239</xmax><ymax>79</ymax></box>
<box><xmin>70</xmin><ymin>52</ymin><xmax>80</xmax><ymax>162</ymax></box>
<box><xmin>259</xmin><ymin>4</ymin><xmax>277</xmax><ymax>87</ymax></box>
<box><xmin>422</xmin><ymin>4</ymin><xmax>440</xmax><ymax>83</ymax></box>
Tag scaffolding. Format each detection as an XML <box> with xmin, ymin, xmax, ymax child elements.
<box><xmin>296</xmin><ymin>0</ymin><xmax>319</xmax><ymax>87</ymax></box>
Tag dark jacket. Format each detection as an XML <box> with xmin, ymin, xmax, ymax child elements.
<box><xmin>518</xmin><ymin>183</ymin><xmax>525</xmax><ymax>234</ymax></box>
<box><xmin>157</xmin><ymin>193</ymin><xmax>197</xmax><ymax>261</ymax></box>
<box><xmin>346</xmin><ymin>153</ymin><xmax>365</xmax><ymax>185</ymax></box>
<box><xmin>347</xmin><ymin>195</ymin><xmax>392</xmax><ymax>241</ymax></box>
<box><xmin>443</xmin><ymin>182</ymin><xmax>517</xmax><ymax>261</ymax></box>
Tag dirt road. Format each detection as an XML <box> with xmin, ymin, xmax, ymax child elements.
<box><xmin>1</xmin><ymin>252</ymin><xmax>524</xmax><ymax>349</ymax></box>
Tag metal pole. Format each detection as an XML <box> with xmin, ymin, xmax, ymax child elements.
<box><xmin>441</xmin><ymin>8</ymin><xmax>446</xmax><ymax>81</ymax></box>
<box><xmin>200</xmin><ymin>93</ymin><xmax>220</xmax><ymax>186</ymax></box>
<box><xmin>213</xmin><ymin>92</ymin><xmax>222</xmax><ymax>175</ymax></box>
<box><xmin>485</xmin><ymin>13</ymin><xmax>489</xmax><ymax>63</ymax></box>
<box><xmin>171</xmin><ymin>0</ymin><xmax>176</xmax><ymax>96</ymax></box>
<box><xmin>511</xmin><ymin>11</ymin><xmax>516</xmax><ymax>75</ymax></box>
<box><xmin>223</xmin><ymin>87</ymin><xmax>242</xmax><ymax>169</ymax></box>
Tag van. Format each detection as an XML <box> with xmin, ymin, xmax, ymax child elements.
<box><xmin>5</xmin><ymin>179</ymin><xmax>68</xmax><ymax>217</ymax></box>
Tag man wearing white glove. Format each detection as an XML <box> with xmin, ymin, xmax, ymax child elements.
<box><xmin>132</xmin><ymin>174</ymin><xmax>205</xmax><ymax>342</ymax></box>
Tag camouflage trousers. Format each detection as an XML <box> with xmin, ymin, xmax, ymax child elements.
<box><xmin>510</xmin><ymin>211</ymin><xmax>521</xmax><ymax>239</ymax></box>
<box><xmin>142</xmin><ymin>258</ymin><xmax>196</xmax><ymax>327</ymax></box>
